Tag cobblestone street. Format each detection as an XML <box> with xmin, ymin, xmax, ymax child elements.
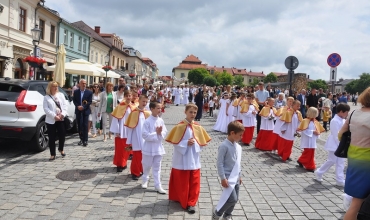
<box><xmin>0</xmin><ymin>104</ymin><xmax>361</xmax><ymax>220</ymax></box>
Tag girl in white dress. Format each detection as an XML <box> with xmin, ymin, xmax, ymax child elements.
<box><xmin>91</xmin><ymin>84</ymin><xmax>101</xmax><ymax>137</ymax></box>
<box><xmin>213</xmin><ymin>93</ymin><xmax>230</xmax><ymax>133</ymax></box>
<box><xmin>226</xmin><ymin>93</ymin><xmax>236</xmax><ymax>126</ymax></box>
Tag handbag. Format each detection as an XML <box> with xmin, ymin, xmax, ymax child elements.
<box><xmin>49</xmin><ymin>95</ymin><xmax>72</xmax><ymax>130</ymax></box>
<box><xmin>334</xmin><ymin>110</ymin><xmax>355</xmax><ymax>158</ymax></box>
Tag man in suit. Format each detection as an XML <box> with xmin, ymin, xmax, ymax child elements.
<box><xmin>297</xmin><ymin>89</ymin><xmax>307</xmax><ymax>118</ymax></box>
<box><xmin>73</xmin><ymin>79</ymin><xmax>92</xmax><ymax>146</ymax></box>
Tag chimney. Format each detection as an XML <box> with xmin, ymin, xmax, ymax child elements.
<box><xmin>94</xmin><ymin>26</ymin><xmax>101</xmax><ymax>34</ymax></box>
<box><xmin>222</xmin><ymin>66</ymin><xmax>224</xmax><ymax>68</ymax></box>
<box><xmin>307</xmin><ymin>75</ymin><xmax>309</xmax><ymax>79</ymax></box>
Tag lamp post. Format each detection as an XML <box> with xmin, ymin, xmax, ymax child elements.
<box><xmin>103</xmin><ymin>54</ymin><xmax>110</xmax><ymax>86</ymax></box>
<box><xmin>30</xmin><ymin>25</ymin><xmax>41</xmax><ymax>80</ymax></box>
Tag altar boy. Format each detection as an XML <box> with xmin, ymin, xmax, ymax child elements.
<box><xmin>240</xmin><ymin>94</ymin><xmax>257</xmax><ymax>146</ymax></box>
<box><xmin>255</xmin><ymin>97</ymin><xmax>277</xmax><ymax>151</ymax></box>
<box><xmin>212</xmin><ymin>121</ymin><xmax>244</xmax><ymax>219</ymax></box>
<box><xmin>165</xmin><ymin>104</ymin><xmax>211</xmax><ymax>214</ymax></box>
<box><xmin>125</xmin><ymin>95</ymin><xmax>151</xmax><ymax>180</ymax></box>
<box><xmin>141</xmin><ymin>101</ymin><xmax>167</xmax><ymax>194</ymax></box>
<box><xmin>277</xmin><ymin>100</ymin><xmax>303</xmax><ymax>162</ymax></box>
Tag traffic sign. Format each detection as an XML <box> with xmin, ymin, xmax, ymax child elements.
<box><xmin>327</xmin><ymin>53</ymin><xmax>341</xmax><ymax>67</ymax></box>
<box><xmin>284</xmin><ymin>56</ymin><xmax>299</xmax><ymax>70</ymax></box>
<box><xmin>330</xmin><ymin>67</ymin><xmax>337</xmax><ymax>82</ymax></box>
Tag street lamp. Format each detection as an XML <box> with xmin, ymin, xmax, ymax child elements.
<box><xmin>30</xmin><ymin>25</ymin><xmax>41</xmax><ymax>80</ymax></box>
<box><xmin>103</xmin><ymin>54</ymin><xmax>110</xmax><ymax>86</ymax></box>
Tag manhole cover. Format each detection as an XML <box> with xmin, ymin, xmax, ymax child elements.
<box><xmin>56</xmin><ymin>169</ymin><xmax>97</xmax><ymax>181</ymax></box>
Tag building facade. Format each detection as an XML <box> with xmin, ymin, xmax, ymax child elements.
<box><xmin>123</xmin><ymin>45</ymin><xmax>145</xmax><ymax>84</ymax></box>
<box><xmin>172</xmin><ymin>55</ymin><xmax>207</xmax><ymax>80</ymax></box>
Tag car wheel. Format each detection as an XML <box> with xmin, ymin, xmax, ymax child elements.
<box><xmin>32</xmin><ymin>121</ymin><xmax>49</xmax><ymax>152</ymax></box>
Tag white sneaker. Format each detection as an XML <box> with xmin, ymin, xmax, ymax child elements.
<box><xmin>314</xmin><ymin>171</ymin><xmax>323</xmax><ymax>182</ymax></box>
<box><xmin>336</xmin><ymin>181</ymin><xmax>345</xmax><ymax>187</ymax></box>
<box><xmin>342</xmin><ymin>193</ymin><xmax>352</xmax><ymax>211</ymax></box>
<box><xmin>155</xmin><ymin>187</ymin><xmax>167</xmax><ymax>194</ymax></box>
<box><xmin>141</xmin><ymin>181</ymin><xmax>148</xmax><ymax>189</ymax></box>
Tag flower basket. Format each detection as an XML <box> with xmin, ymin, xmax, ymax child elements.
<box><xmin>142</xmin><ymin>77</ymin><xmax>147</xmax><ymax>81</ymax></box>
<box><xmin>129</xmin><ymin>73</ymin><xmax>136</xmax><ymax>78</ymax></box>
<box><xmin>23</xmin><ymin>56</ymin><xmax>46</xmax><ymax>68</ymax></box>
<box><xmin>102</xmin><ymin>66</ymin><xmax>112</xmax><ymax>72</ymax></box>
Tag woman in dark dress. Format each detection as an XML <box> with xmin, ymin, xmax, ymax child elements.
<box><xmin>194</xmin><ymin>88</ymin><xmax>203</xmax><ymax>121</ymax></box>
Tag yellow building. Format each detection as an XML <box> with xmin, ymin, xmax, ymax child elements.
<box><xmin>172</xmin><ymin>55</ymin><xmax>207</xmax><ymax>80</ymax></box>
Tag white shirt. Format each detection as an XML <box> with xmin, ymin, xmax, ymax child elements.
<box><xmin>280</xmin><ymin>113</ymin><xmax>300</xmax><ymax>141</ymax></box>
<box><xmin>261</xmin><ymin>109</ymin><xmax>276</xmax><ymax>131</ymax></box>
<box><xmin>126</xmin><ymin>110</ymin><xmax>148</xmax><ymax>151</ymax></box>
<box><xmin>209</xmin><ymin>100</ymin><xmax>214</xmax><ymax>108</ymax></box>
<box><xmin>110</xmin><ymin>105</ymin><xmax>132</xmax><ymax>138</ymax></box>
<box><xmin>324</xmin><ymin>115</ymin><xmax>345</xmax><ymax>151</ymax></box>
<box><xmin>172</xmin><ymin>126</ymin><xmax>202</xmax><ymax>170</ymax></box>
<box><xmin>300</xmin><ymin>121</ymin><xmax>319</xmax><ymax>149</ymax></box>
<box><xmin>241</xmin><ymin>105</ymin><xmax>256</xmax><ymax>127</ymax></box>
<box><xmin>142</xmin><ymin>115</ymin><xmax>167</xmax><ymax>156</ymax></box>
<box><xmin>43</xmin><ymin>93</ymin><xmax>68</xmax><ymax>124</ymax></box>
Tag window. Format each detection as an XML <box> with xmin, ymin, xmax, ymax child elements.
<box><xmin>249</xmin><ymin>78</ymin><xmax>252</xmax><ymax>83</ymax></box>
<box><xmin>112</xmin><ymin>56</ymin><xmax>115</xmax><ymax>66</ymax></box>
<box><xmin>83</xmin><ymin>39</ymin><xmax>87</xmax><ymax>53</ymax></box>
<box><xmin>64</xmin><ymin>30</ymin><xmax>68</xmax><ymax>45</ymax></box>
<box><xmin>117</xmin><ymin>58</ymin><xmax>119</xmax><ymax>68</ymax></box>
<box><xmin>95</xmin><ymin>52</ymin><xmax>98</xmax><ymax>63</ymax></box>
<box><xmin>90</xmin><ymin>51</ymin><xmax>94</xmax><ymax>62</ymax></box>
<box><xmin>77</xmin><ymin>36</ymin><xmax>82</xmax><ymax>51</ymax></box>
<box><xmin>69</xmin><ymin>32</ymin><xmax>74</xmax><ymax>48</ymax></box>
<box><xmin>125</xmin><ymin>63</ymin><xmax>128</xmax><ymax>70</ymax></box>
<box><xmin>19</xmin><ymin>8</ymin><xmax>26</xmax><ymax>32</ymax></box>
<box><xmin>181</xmin><ymin>73</ymin><xmax>185</xmax><ymax>78</ymax></box>
<box><xmin>210</xmin><ymin>70</ymin><xmax>214</xmax><ymax>75</ymax></box>
<box><xmin>39</xmin><ymin>19</ymin><xmax>45</xmax><ymax>40</ymax></box>
<box><xmin>50</xmin><ymin>25</ymin><xmax>55</xmax><ymax>44</ymax></box>
<box><xmin>100</xmin><ymin>55</ymin><xmax>103</xmax><ymax>64</ymax></box>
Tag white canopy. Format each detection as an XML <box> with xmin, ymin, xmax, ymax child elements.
<box><xmin>45</xmin><ymin>59</ymin><xmax>105</xmax><ymax>77</ymax></box>
<box><xmin>93</xmin><ymin>63</ymin><xmax>121</xmax><ymax>79</ymax></box>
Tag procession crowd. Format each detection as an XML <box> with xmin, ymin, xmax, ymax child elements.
<box><xmin>42</xmin><ymin>78</ymin><xmax>370</xmax><ymax>220</ymax></box>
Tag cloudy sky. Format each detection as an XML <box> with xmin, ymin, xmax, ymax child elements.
<box><xmin>46</xmin><ymin>0</ymin><xmax>370</xmax><ymax>79</ymax></box>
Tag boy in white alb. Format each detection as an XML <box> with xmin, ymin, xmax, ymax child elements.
<box><xmin>255</xmin><ymin>98</ymin><xmax>277</xmax><ymax>151</ymax></box>
<box><xmin>240</xmin><ymin>94</ymin><xmax>258</xmax><ymax>146</ymax></box>
<box><xmin>141</xmin><ymin>101</ymin><xmax>167</xmax><ymax>194</ymax></box>
<box><xmin>315</xmin><ymin>103</ymin><xmax>350</xmax><ymax>185</ymax></box>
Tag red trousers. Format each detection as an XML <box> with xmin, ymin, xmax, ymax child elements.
<box><xmin>242</xmin><ymin>126</ymin><xmax>254</xmax><ymax>144</ymax></box>
<box><xmin>277</xmin><ymin>137</ymin><xmax>294</xmax><ymax>161</ymax></box>
<box><xmin>298</xmin><ymin>148</ymin><xmax>316</xmax><ymax>170</ymax></box>
<box><xmin>270</xmin><ymin>133</ymin><xmax>279</xmax><ymax>150</ymax></box>
<box><xmin>255</xmin><ymin>130</ymin><xmax>274</xmax><ymax>151</ymax></box>
<box><xmin>169</xmin><ymin>168</ymin><xmax>200</xmax><ymax>209</ymax></box>
<box><xmin>130</xmin><ymin>150</ymin><xmax>143</xmax><ymax>176</ymax></box>
<box><xmin>113</xmin><ymin>137</ymin><xmax>130</xmax><ymax>167</ymax></box>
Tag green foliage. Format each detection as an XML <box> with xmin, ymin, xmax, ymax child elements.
<box><xmin>187</xmin><ymin>68</ymin><xmax>209</xmax><ymax>85</ymax></box>
<box><xmin>264</xmin><ymin>72</ymin><xmax>278</xmax><ymax>83</ymax></box>
<box><xmin>345</xmin><ymin>73</ymin><xmax>370</xmax><ymax>94</ymax></box>
<box><xmin>217</xmin><ymin>72</ymin><xmax>233</xmax><ymax>86</ymax></box>
<box><xmin>203</xmin><ymin>76</ymin><xmax>217</xmax><ymax>87</ymax></box>
<box><xmin>250</xmin><ymin>78</ymin><xmax>260</xmax><ymax>87</ymax></box>
<box><xmin>308</xmin><ymin>79</ymin><xmax>328</xmax><ymax>90</ymax></box>
<box><xmin>233</xmin><ymin>75</ymin><xmax>245</xmax><ymax>87</ymax></box>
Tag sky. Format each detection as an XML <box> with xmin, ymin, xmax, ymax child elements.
<box><xmin>45</xmin><ymin>0</ymin><xmax>370</xmax><ymax>79</ymax></box>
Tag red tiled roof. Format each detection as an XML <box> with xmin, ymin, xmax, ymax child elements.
<box><xmin>271</xmin><ymin>72</ymin><xmax>287</xmax><ymax>77</ymax></box>
<box><xmin>182</xmin><ymin>54</ymin><xmax>202</xmax><ymax>64</ymax></box>
<box><xmin>173</xmin><ymin>63</ymin><xmax>207</xmax><ymax>70</ymax></box>
<box><xmin>99</xmin><ymin>33</ymin><xmax>113</xmax><ymax>37</ymax></box>
<box><xmin>207</xmin><ymin>66</ymin><xmax>234</xmax><ymax>75</ymax></box>
<box><xmin>161</xmin><ymin>76</ymin><xmax>172</xmax><ymax>81</ymax></box>
<box><xmin>247</xmin><ymin>71</ymin><xmax>265</xmax><ymax>77</ymax></box>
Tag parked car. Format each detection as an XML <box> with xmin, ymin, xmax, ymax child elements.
<box><xmin>0</xmin><ymin>79</ymin><xmax>77</xmax><ymax>152</ymax></box>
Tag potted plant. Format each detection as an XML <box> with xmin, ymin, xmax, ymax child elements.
<box><xmin>129</xmin><ymin>73</ymin><xmax>136</xmax><ymax>78</ymax></box>
<box><xmin>23</xmin><ymin>56</ymin><xmax>46</xmax><ymax>68</ymax></box>
<box><xmin>102</xmin><ymin>66</ymin><xmax>112</xmax><ymax>71</ymax></box>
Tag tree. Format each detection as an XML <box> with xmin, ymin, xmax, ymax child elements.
<box><xmin>308</xmin><ymin>79</ymin><xmax>328</xmax><ymax>90</ymax></box>
<box><xmin>187</xmin><ymin>68</ymin><xmax>209</xmax><ymax>85</ymax></box>
<box><xmin>217</xmin><ymin>72</ymin><xmax>233</xmax><ymax>86</ymax></box>
<box><xmin>264</xmin><ymin>72</ymin><xmax>278</xmax><ymax>83</ymax></box>
<box><xmin>345</xmin><ymin>73</ymin><xmax>370</xmax><ymax>94</ymax></box>
<box><xmin>203</xmin><ymin>76</ymin><xmax>217</xmax><ymax>87</ymax></box>
<box><xmin>233</xmin><ymin>75</ymin><xmax>245</xmax><ymax>87</ymax></box>
<box><xmin>344</xmin><ymin>80</ymin><xmax>357</xmax><ymax>94</ymax></box>
<box><xmin>250</xmin><ymin>78</ymin><xmax>260</xmax><ymax>87</ymax></box>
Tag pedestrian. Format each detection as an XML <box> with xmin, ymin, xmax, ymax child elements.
<box><xmin>212</xmin><ymin>121</ymin><xmax>244</xmax><ymax>220</ymax></box>
<box><xmin>43</xmin><ymin>81</ymin><xmax>68</xmax><ymax>160</ymax></box>
<box><xmin>271</xmin><ymin>96</ymin><xmax>293</xmax><ymax>153</ymax></box>
<box><xmin>297</xmin><ymin>89</ymin><xmax>307</xmax><ymax>118</ymax></box>
<box><xmin>226</xmin><ymin>93</ymin><xmax>236</xmax><ymax>126</ymax></box>
<box><xmin>73</xmin><ymin>79</ymin><xmax>92</xmax><ymax>147</ymax></box>
<box><xmin>240</xmin><ymin>94</ymin><xmax>258</xmax><ymax>146</ymax></box>
<box><xmin>110</xmin><ymin>90</ymin><xmax>134</xmax><ymax>172</ymax></box>
<box><xmin>194</xmin><ymin>88</ymin><xmax>204</xmax><ymax>121</ymax></box>
<box><xmin>322</xmin><ymin>105</ymin><xmax>332</xmax><ymax>131</ymax></box>
<box><xmin>255</xmin><ymin>82</ymin><xmax>269</xmax><ymax>134</ymax></box>
<box><xmin>209</xmin><ymin>96</ymin><xmax>215</xmax><ymax>117</ymax></box>
<box><xmin>277</xmin><ymin>100</ymin><xmax>303</xmax><ymax>162</ymax></box>
<box><xmin>125</xmin><ymin>95</ymin><xmax>151</xmax><ymax>180</ymax></box>
<box><xmin>174</xmin><ymin>86</ymin><xmax>181</xmax><ymax>106</ymax></box>
<box><xmin>255</xmin><ymin>98</ymin><xmax>277</xmax><ymax>151</ymax></box>
<box><xmin>141</xmin><ymin>101</ymin><xmax>167</xmax><ymax>194</ymax></box>
<box><xmin>182</xmin><ymin>84</ymin><xmax>190</xmax><ymax>105</ymax></box>
<box><xmin>339</xmin><ymin>87</ymin><xmax>370</xmax><ymax>220</ymax></box>
<box><xmin>165</xmin><ymin>103</ymin><xmax>211</xmax><ymax>214</ymax></box>
<box><xmin>315</xmin><ymin>103</ymin><xmax>350</xmax><ymax>186</ymax></box>
<box><xmin>213</xmin><ymin>92</ymin><xmax>229</xmax><ymax>132</ymax></box>
<box><xmin>338</xmin><ymin>92</ymin><xmax>348</xmax><ymax>103</ymax></box>
<box><xmin>232</xmin><ymin>92</ymin><xmax>245</xmax><ymax>123</ymax></box>
<box><xmin>296</xmin><ymin>107</ymin><xmax>325</xmax><ymax>172</ymax></box>
<box><xmin>98</xmin><ymin>82</ymin><xmax>117</xmax><ymax>142</ymax></box>
<box><xmin>91</xmin><ymin>84</ymin><xmax>101</xmax><ymax>137</ymax></box>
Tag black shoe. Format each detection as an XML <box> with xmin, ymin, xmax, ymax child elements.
<box><xmin>131</xmin><ymin>173</ymin><xmax>143</xmax><ymax>180</ymax></box>
<box><xmin>297</xmin><ymin>161</ymin><xmax>303</xmax><ymax>167</ymax></box>
<box><xmin>128</xmin><ymin>154</ymin><xmax>133</xmax><ymax>160</ymax></box>
<box><xmin>83</xmin><ymin>142</ymin><xmax>88</xmax><ymax>146</ymax></box>
<box><xmin>117</xmin><ymin>167</ymin><xmax>123</xmax><ymax>172</ymax></box>
<box><xmin>187</xmin><ymin>206</ymin><xmax>196</xmax><ymax>214</ymax></box>
<box><xmin>287</xmin><ymin>158</ymin><xmax>292</xmax><ymax>161</ymax></box>
<box><xmin>176</xmin><ymin>104</ymin><xmax>178</xmax><ymax>106</ymax></box>
<box><xmin>306</xmin><ymin>169</ymin><xmax>315</xmax><ymax>173</ymax></box>
<box><xmin>78</xmin><ymin>140</ymin><xmax>83</xmax><ymax>146</ymax></box>
<box><xmin>49</xmin><ymin>156</ymin><xmax>56</xmax><ymax>161</ymax></box>
<box><xmin>59</xmin><ymin>151</ymin><xmax>66</xmax><ymax>157</ymax></box>
<box><xmin>244</xmin><ymin>143</ymin><xmax>250</xmax><ymax>146</ymax></box>
<box><xmin>122</xmin><ymin>166</ymin><xmax>127</xmax><ymax>170</ymax></box>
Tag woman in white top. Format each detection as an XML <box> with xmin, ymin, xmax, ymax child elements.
<box><xmin>98</xmin><ymin>82</ymin><xmax>117</xmax><ymax>141</ymax></box>
<box><xmin>43</xmin><ymin>81</ymin><xmax>68</xmax><ymax>161</ymax></box>
<box><xmin>115</xmin><ymin>85</ymin><xmax>125</xmax><ymax>104</ymax></box>
<box><xmin>91</xmin><ymin>84</ymin><xmax>101</xmax><ymax>138</ymax></box>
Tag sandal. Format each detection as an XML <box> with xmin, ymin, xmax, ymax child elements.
<box><xmin>92</xmin><ymin>134</ymin><xmax>97</xmax><ymax>138</ymax></box>
<box><xmin>59</xmin><ymin>151</ymin><xmax>66</xmax><ymax>157</ymax></box>
<box><xmin>49</xmin><ymin>156</ymin><xmax>56</xmax><ymax>161</ymax></box>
